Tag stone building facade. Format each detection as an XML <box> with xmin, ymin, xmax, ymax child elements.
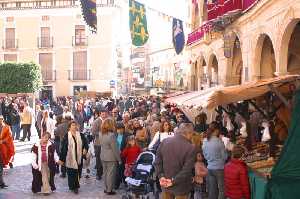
<box><xmin>0</xmin><ymin>0</ymin><xmax>123</xmax><ymax>97</ymax></box>
<box><xmin>188</xmin><ymin>0</ymin><xmax>300</xmax><ymax>91</ymax></box>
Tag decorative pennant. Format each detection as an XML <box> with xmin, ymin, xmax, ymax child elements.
<box><xmin>80</xmin><ymin>0</ymin><xmax>97</xmax><ymax>33</ymax></box>
<box><xmin>129</xmin><ymin>0</ymin><xmax>149</xmax><ymax>46</ymax></box>
<box><xmin>172</xmin><ymin>18</ymin><xmax>185</xmax><ymax>55</ymax></box>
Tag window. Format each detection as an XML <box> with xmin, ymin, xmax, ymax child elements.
<box><xmin>73</xmin><ymin>51</ymin><xmax>87</xmax><ymax>80</ymax></box>
<box><xmin>4</xmin><ymin>54</ymin><xmax>17</xmax><ymax>62</ymax></box>
<box><xmin>39</xmin><ymin>53</ymin><xmax>53</xmax><ymax>80</ymax></box>
<box><xmin>40</xmin><ymin>27</ymin><xmax>51</xmax><ymax>48</ymax></box>
<box><xmin>5</xmin><ymin>28</ymin><xmax>16</xmax><ymax>49</ymax></box>
<box><xmin>75</xmin><ymin>25</ymin><xmax>86</xmax><ymax>46</ymax></box>
<box><xmin>73</xmin><ymin>86</ymin><xmax>87</xmax><ymax>95</ymax></box>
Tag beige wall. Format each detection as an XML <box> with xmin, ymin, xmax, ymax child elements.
<box><xmin>188</xmin><ymin>0</ymin><xmax>300</xmax><ymax>90</ymax></box>
<box><xmin>0</xmin><ymin>5</ymin><xmax>121</xmax><ymax>97</ymax></box>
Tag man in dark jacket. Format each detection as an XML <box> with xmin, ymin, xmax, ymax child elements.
<box><xmin>155</xmin><ymin>123</ymin><xmax>196</xmax><ymax>199</ymax></box>
<box><xmin>54</xmin><ymin>114</ymin><xmax>72</xmax><ymax>177</ymax></box>
<box><xmin>91</xmin><ymin>109</ymin><xmax>108</xmax><ymax>180</ymax></box>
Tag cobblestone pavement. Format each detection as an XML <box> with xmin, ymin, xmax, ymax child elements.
<box><xmin>0</xmin><ymin>137</ymin><xmax>124</xmax><ymax>199</ymax></box>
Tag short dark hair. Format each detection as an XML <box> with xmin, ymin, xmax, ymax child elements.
<box><xmin>232</xmin><ymin>145</ymin><xmax>245</xmax><ymax>159</ymax></box>
<box><xmin>116</xmin><ymin>122</ymin><xmax>125</xmax><ymax>130</ymax></box>
<box><xmin>68</xmin><ymin>120</ymin><xmax>78</xmax><ymax>130</ymax></box>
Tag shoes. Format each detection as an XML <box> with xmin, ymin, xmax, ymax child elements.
<box><xmin>0</xmin><ymin>184</ymin><xmax>8</xmax><ymax>189</ymax></box>
<box><xmin>73</xmin><ymin>189</ymin><xmax>79</xmax><ymax>194</ymax></box>
<box><xmin>60</xmin><ymin>174</ymin><xmax>66</xmax><ymax>178</ymax></box>
<box><xmin>104</xmin><ymin>190</ymin><xmax>108</xmax><ymax>194</ymax></box>
<box><xmin>85</xmin><ymin>175</ymin><xmax>90</xmax><ymax>179</ymax></box>
<box><xmin>19</xmin><ymin>139</ymin><xmax>25</xmax><ymax>142</ymax></box>
<box><xmin>106</xmin><ymin>191</ymin><xmax>116</xmax><ymax>195</ymax></box>
<box><xmin>9</xmin><ymin>163</ymin><xmax>13</xmax><ymax>169</ymax></box>
<box><xmin>96</xmin><ymin>176</ymin><xmax>102</xmax><ymax>180</ymax></box>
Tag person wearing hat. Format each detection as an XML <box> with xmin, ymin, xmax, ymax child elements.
<box><xmin>0</xmin><ymin>115</ymin><xmax>15</xmax><ymax>188</ymax></box>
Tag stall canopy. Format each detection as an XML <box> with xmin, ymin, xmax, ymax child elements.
<box><xmin>265</xmin><ymin>89</ymin><xmax>300</xmax><ymax>199</ymax></box>
<box><xmin>205</xmin><ymin>75</ymin><xmax>300</xmax><ymax>109</ymax></box>
<box><xmin>165</xmin><ymin>86</ymin><xmax>221</xmax><ymax>106</ymax></box>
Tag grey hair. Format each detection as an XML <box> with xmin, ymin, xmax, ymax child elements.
<box><xmin>177</xmin><ymin>123</ymin><xmax>194</xmax><ymax>135</ymax></box>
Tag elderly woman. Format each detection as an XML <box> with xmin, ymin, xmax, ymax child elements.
<box><xmin>99</xmin><ymin>118</ymin><xmax>121</xmax><ymax>195</ymax></box>
<box><xmin>58</xmin><ymin>121</ymin><xmax>88</xmax><ymax>194</ymax></box>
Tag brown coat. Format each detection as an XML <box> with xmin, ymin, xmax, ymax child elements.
<box><xmin>155</xmin><ymin>134</ymin><xmax>196</xmax><ymax>196</ymax></box>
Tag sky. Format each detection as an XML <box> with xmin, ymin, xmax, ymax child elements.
<box><xmin>138</xmin><ymin>0</ymin><xmax>189</xmax><ymax>21</ymax></box>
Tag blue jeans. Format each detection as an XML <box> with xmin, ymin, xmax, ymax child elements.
<box><xmin>208</xmin><ymin>169</ymin><xmax>225</xmax><ymax>199</ymax></box>
<box><xmin>11</xmin><ymin>123</ymin><xmax>21</xmax><ymax>140</ymax></box>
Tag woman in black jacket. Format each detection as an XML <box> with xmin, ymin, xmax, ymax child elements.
<box><xmin>58</xmin><ymin>120</ymin><xmax>88</xmax><ymax>194</ymax></box>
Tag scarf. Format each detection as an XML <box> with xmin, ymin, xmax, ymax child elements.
<box><xmin>66</xmin><ymin>131</ymin><xmax>82</xmax><ymax>169</ymax></box>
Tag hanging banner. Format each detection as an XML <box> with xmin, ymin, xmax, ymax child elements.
<box><xmin>80</xmin><ymin>0</ymin><xmax>97</xmax><ymax>33</ymax></box>
<box><xmin>129</xmin><ymin>0</ymin><xmax>149</xmax><ymax>46</ymax></box>
<box><xmin>172</xmin><ymin>18</ymin><xmax>185</xmax><ymax>55</ymax></box>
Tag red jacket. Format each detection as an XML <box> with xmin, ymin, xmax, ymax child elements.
<box><xmin>121</xmin><ymin>146</ymin><xmax>142</xmax><ymax>164</ymax></box>
<box><xmin>224</xmin><ymin>159</ymin><xmax>250</xmax><ymax>199</ymax></box>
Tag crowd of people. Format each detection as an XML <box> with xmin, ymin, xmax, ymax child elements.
<box><xmin>0</xmin><ymin>95</ymin><xmax>252</xmax><ymax>199</ymax></box>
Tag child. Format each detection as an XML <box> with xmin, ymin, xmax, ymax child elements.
<box><xmin>224</xmin><ymin>145</ymin><xmax>250</xmax><ymax>199</ymax></box>
<box><xmin>121</xmin><ymin>136</ymin><xmax>142</xmax><ymax>177</ymax></box>
<box><xmin>82</xmin><ymin>138</ymin><xmax>94</xmax><ymax>179</ymax></box>
<box><xmin>194</xmin><ymin>151</ymin><xmax>208</xmax><ymax>199</ymax></box>
<box><xmin>31</xmin><ymin>132</ymin><xmax>59</xmax><ymax>195</ymax></box>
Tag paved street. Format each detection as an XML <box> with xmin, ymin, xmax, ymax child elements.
<box><xmin>0</xmin><ymin>137</ymin><xmax>123</xmax><ymax>199</ymax></box>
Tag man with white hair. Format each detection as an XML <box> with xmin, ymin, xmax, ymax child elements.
<box><xmin>155</xmin><ymin>123</ymin><xmax>196</xmax><ymax>199</ymax></box>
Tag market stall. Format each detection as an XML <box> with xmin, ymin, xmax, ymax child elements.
<box><xmin>165</xmin><ymin>74</ymin><xmax>300</xmax><ymax>199</ymax></box>
<box><xmin>192</xmin><ymin>75</ymin><xmax>300</xmax><ymax>199</ymax></box>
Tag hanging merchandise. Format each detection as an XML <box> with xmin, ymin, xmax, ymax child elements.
<box><xmin>172</xmin><ymin>18</ymin><xmax>185</xmax><ymax>55</ymax></box>
<box><xmin>261</xmin><ymin>121</ymin><xmax>271</xmax><ymax>142</ymax></box>
<box><xmin>129</xmin><ymin>0</ymin><xmax>149</xmax><ymax>46</ymax></box>
<box><xmin>240</xmin><ymin>122</ymin><xmax>248</xmax><ymax>138</ymax></box>
<box><xmin>80</xmin><ymin>0</ymin><xmax>97</xmax><ymax>33</ymax></box>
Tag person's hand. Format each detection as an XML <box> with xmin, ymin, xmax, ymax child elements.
<box><xmin>83</xmin><ymin>149</ymin><xmax>87</xmax><ymax>156</ymax></box>
<box><xmin>57</xmin><ymin>160</ymin><xmax>64</xmax><ymax>166</ymax></box>
<box><xmin>32</xmin><ymin>164</ymin><xmax>39</xmax><ymax>170</ymax></box>
<box><xmin>165</xmin><ymin>179</ymin><xmax>173</xmax><ymax>187</ymax></box>
<box><xmin>159</xmin><ymin>177</ymin><xmax>168</xmax><ymax>187</ymax></box>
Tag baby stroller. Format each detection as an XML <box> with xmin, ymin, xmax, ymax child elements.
<box><xmin>122</xmin><ymin>151</ymin><xmax>156</xmax><ymax>199</ymax></box>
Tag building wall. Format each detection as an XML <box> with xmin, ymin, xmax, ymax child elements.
<box><xmin>0</xmin><ymin>2</ymin><xmax>121</xmax><ymax>97</ymax></box>
<box><xmin>188</xmin><ymin>0</ymin><xmax>300</xmax><ymax>91</ymax></box>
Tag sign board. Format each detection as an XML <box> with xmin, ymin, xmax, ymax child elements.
<box><xmin>110</xmin><ymin>80</ymin><xmax>116</xmax><ymax>88</ymax></box>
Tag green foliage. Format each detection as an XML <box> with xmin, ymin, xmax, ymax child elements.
<box><xmin>0</xmin><ymin>62</ymin><xmax>42</xmax><ymax>93</ymax></box>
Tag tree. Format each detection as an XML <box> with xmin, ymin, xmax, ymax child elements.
<box><xmin>0</xmin><ymin>62</ymin><xmax>42</xmax><ymax>93</ymax></box>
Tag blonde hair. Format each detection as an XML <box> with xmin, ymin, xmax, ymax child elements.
<box><xmin>101</xmin><ymin>118</ymin><xmax>116</xmax><ymax>134</ymax></box>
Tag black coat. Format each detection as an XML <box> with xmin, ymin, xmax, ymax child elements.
<box><xmin>59</xmin><ymin>132</ymin><xmax>89</xmax><ymax>166</ymax></box>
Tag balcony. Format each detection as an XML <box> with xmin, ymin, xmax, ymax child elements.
<box><xmin>38</xmin><ymin>37</ymin><xmax>53</xmax><ymax>48</ymax></box>
<box><xmin>2</xmin><ymin>39</ymin><xmax>18</xmax><ymax>49</ymax></box>
<box><xmin>72</xmin><ymin>36</ymin><xmax>88</xmax><ymax>46</ymax></box>
<box><xmin>187</xmin><ymin>22</ymin><xmax>213</xmax><ymax>46</ymax></box>
<box><xmin>68</xmin><ymin>69</ymin><xmax>91</xmax><ymax>81</ymax></box>
<box><xmin>42</xmin><ymin>70</ymin><xmax>56</xmax><ymax>81</ymax></box>
<box><xmin>207</xmin><ymin>0</ymin><xmax>260</xmax><ymax>22</ymax></box>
